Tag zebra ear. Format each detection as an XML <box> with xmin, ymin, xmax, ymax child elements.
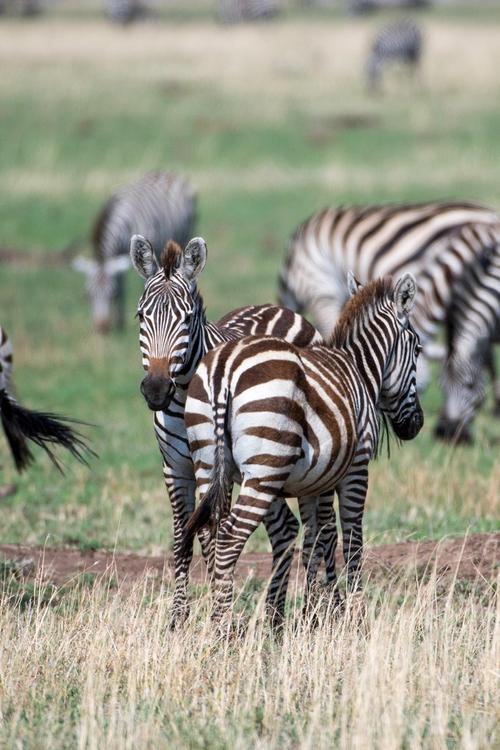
<box><xmin>347</xmin><ymin>271</ymin><xmax>362</xmax><ymax>298</ymax></box>
<box><xmin>180</xmin><ymin>237</ymin><xmax>207</xmax><ymax>282</ymax></box>
<box><xmin>130</xmin><ymin>235</ymin><xmax>158</xmax><ymax>280</ymax></box>
<box><xmin>394</xmin><ymin>273</ymin><xmax>417</xmax><ymax>315</ymax></box>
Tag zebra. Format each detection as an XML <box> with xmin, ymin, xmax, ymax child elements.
<box><xmin>219</xmin><ymin>0</ymin><xmax>280</xmax><ymax>23</ymax></box>
<box><xmin>105</xmin><ymin>0</ymin><xmax>146</xmax><ymax>24</ymax></box>
<box><xmin>435</xmin><ymin>242</ymin><xmax>500</xmax><ymax>441</ymax></box>
<box><xmin>129</xmin><ymin>233</ymin><xmax>324</xmax><ymax>628</ymax></box>
<box><xmin>0</xmin><ymin>326</ymin><xmax>93</xmax><ymax>473</ymax></box>
<box><xmin>366</xmin><ymin>20</ymin><xmax>422</xmax><ymax>92</ymax></box>
<box><xmin>182</xmin><ymin>274</ymin><xmax>424</xmax><ymax>626</ymax></box>
<box><xmin>278</xmin><ymin>201</ymin><xmax>500</xmax><ymax>439</ymax></box>
<box><xmin>0</xmin><ymin>0</ymin><xmax>41</xmax><ymax>15</ymax></box>
<box><xmin>74</xmin><ymin>171</ymin><xmax>196</xmax><ymax>333</ymax></box>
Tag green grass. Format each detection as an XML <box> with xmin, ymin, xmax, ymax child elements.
<box><xmin>0</xmin><ymin>10</ymin><xmax>498</xmax><ymax>554</ymax></box>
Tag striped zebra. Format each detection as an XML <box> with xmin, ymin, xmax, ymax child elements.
<box><xmin>129</xmin><ymin>233</ymin><xmax>323</xmax><ymax>628</ymax></box>
<box><xmin>278</xmin><ymin>201</ymin><xmax>500</xmax><ymax>439</ymax></box>
<box><xmin>436</xmin><ymin>242</ymin><xmax>500</xmax><ymax>440</ymax></box>
<box><xmin>183</xmin><ymin>274</ymin><xmax>424</xmax><ymax>626</ymax></box>
<box><xmin>366</xmin><ymin>20</ymin><xmax>422</xmax><ymax>91</ymax></box>
<box><xmin>219</xmin><ymin>0</ymin><xmax>280</xmax><ymax>23</ymax></box>
<box><xmin>0</xmin><ymin>326</ymin><xmax>93</xmax><ymax>473</ymax></box>
<box><xmin>74</xmin><ymin>171</ymin><xmax>196</xmax><ymax>333</ymax></box>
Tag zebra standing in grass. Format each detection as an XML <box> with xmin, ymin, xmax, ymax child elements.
<box><xmin>366</xmin><ymin>20</ymin><xmax>422</xmax><ymax>91</ymax></box>
<box><xmin>130</xmin><ymin>234</ymin><xmax>323</xmax><ymax>628</ymax></box>
<box><xmin>278</xmin><ymin>201</ymin><xmax>500</xmax><ymax>439</ymax></box>
<box><xmin>436</xmin><ymin>242</ymin><xmax>500</xmax><ymax>440</ymax></box>
<box><xmin>183</xmin><ymin>274</ymin><xmax>424</xmax><ymax>626</ymax></box>
<box><xmin>0</xmin><ymin>326</ymin><xmax>93</xmax><ymax>473</ymax></box>
<box><xmin>219</xmin><ymin>0</ymin><xmax>280</xmax><ymax>23</ymax></box>
<box><xmin>74</xmin><ymin>171</ymin><xmax>196</xmax><ymax>333</ymax></box>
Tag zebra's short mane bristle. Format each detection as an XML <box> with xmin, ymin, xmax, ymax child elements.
<box><xmin>329</xmin><ymin>277</ymin><xmax>394</xmax><ymax>347</ymax></box>
<box><xmin>161</xmin><ymin>240</ymin><xmax>182</xmax><ymax>278</ymax></box>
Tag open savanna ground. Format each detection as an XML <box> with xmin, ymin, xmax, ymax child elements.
<box><xmin>0</xmin><ymin>5</ymin><xmax>498</xmax><ymax>747</ymax></box>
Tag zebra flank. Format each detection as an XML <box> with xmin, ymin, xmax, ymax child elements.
<box><xmin>0</xmin><ymin>326</ymin><xmax>95</xmax><ymax>474</ymax></box>
<box><xmin>184</xmin><ymin>275</ymin><xmax>423</xmax><ymax>625</ymax></box>
<box><xmin>74</xmin><ymin>171</ymin><xmax>196</xmax><ymax>333</ymax></box>
<box><xmin>279</xmin><ymin>200</ymin><xmax>500</xmax><ymax>437</ymax></box>
<box><xmin>130</xmin><ymin>233</ymin><xmax>323</xmax><ymax>629</ymax></box>
<box><xmin>366</xmin><ymin>20</ymin><xmax>422</xmax><ymax>91</ymax></box>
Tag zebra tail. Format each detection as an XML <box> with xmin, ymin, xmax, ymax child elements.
<box><xmin>181</xmin><ymin>389</ymin><xmax>230</xmax><ymax>557</ymax></box>
<box><xmin>0</xmin><ymin>389</ymin><xmax>96</xmax><ymax>473</ymax></box>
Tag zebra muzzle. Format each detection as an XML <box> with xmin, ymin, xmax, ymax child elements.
<box><xmin>140</xmin><ymin>373</ymin><xmax>175</xmax><ymax>411</ymax></box>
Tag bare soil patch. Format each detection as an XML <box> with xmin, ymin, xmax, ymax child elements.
<box><xmin>0</xmin><ymin>533</ymin><xmax>497</xmax><ymax>589</ymax></box>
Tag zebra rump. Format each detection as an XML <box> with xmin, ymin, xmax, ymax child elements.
<box><xmin>0</xmin><ymin>389</ymin><xmax>94</xmax><ymax>473</ymax></box>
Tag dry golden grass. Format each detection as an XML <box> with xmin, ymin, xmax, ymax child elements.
<box><xmin>0</xmin><ymin>566</ymin><xmax>496</xmax><ymax>749</ymax></box>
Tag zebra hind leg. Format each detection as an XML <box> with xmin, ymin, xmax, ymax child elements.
<box><xmin>298</xmin><ymin>496</ymin><xmax>326</xmax><ymax>626</ymax></box>
<box><xmin>263</xmin><ymin>500</ymin><xmax>299</xmax><ymax>630</ymax></box>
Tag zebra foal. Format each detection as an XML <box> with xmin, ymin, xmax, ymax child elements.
<box><xmin>183</xmin><ymin>274</ymin><xmax>424</xmax><ymax>626</ymax></box>
<box><xmin>74</xmin><ymin>171</ymin><xmax>196</xmax><ymax>333</ymax></box>
<box><xmin>130</xmin><ymin>233</ymin><xmax>325</xmax><ymax>628</ymax></box>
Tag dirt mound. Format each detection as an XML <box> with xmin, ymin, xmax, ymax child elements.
<box><xmin>0</xmin><ymin>533</ymin><xmax>497</xmax><ymax>589</ymax></box>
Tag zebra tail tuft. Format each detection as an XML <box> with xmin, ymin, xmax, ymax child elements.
<box><xmin>0</xmin><ymin>389</ymin><xmax>96</xmax><ymax>474</ymax></box>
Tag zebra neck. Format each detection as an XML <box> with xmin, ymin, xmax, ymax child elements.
<box><xmin>342</xmin><ymin>320</ymin><xmax>391</xmax><ymax>404</ymax></box>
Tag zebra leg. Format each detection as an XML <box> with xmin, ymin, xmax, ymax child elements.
<box><xmin>161</xmin><ymin>461</ymin><xmax>197</xmax><ymax>629</ymax></box>
<box><xmin>484</xmin><ymin>344</ymin><xmax>500</xmax><ymax>416</ymax></box>
<box><xmin>317</xmin><ymin>494</ymin><xmax>342</xmax><ymax>612</ymax></box>
<box><xmin>211</xmin><ymin>485</ymin><xmax>272</xmax><ymax>627</ymax></box>
<box><xmin>114</xmin><ymin>272</ymin><xmax>126</xmax><ymax>331</ymax></box>
<box><xmin>263</xmin><ymin>500</ymin><xmax>299</xmax><ymax>629</ymax></box>
<box><xmin>298</xmin><ymin>496</ymin><xmax>323</xmax><ymax>620</ymax></box>
<box><xmin>337</xmin><ymin>464</ymin><xmax>368</xmax><ymax>593</ymax></box>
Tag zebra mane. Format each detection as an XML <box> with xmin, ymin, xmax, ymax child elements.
<box><xmin>161</xmin><ymin>240</ymin><xmax>182</xmax><ymax>278</ymax></box>
<box><xmin>329</xmin><ymin>276</ymin><xmax>394</xmax><ymax>348</ymax></box>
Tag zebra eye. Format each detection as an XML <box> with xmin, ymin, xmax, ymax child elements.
<box><xmin>416</xmin><ymin>344</ymin><xmax>423</xmax><ymax>354</ymax></box>
<box><xmin>135</xmin><ymin>310</ymin><xmax>144</xmax><ymax>320</ymax></box>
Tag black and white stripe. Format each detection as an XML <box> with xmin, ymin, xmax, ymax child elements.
<box><xmin>183</xmin><ymin>274</ymin><xmax>423</xmax><ymax>626</ymax></box>
<box><xmin>130</xmin><ymin>233</ymin><xmax>323</xmax><ymax>628</ymax></box>
<box><xmin>74</xmin><ymin>171</ymin><xmax>196</xmax><ymax>333</ymax></box>
<box><xmin>366</xmin><ymin>20</ymin><xmax>422</xmax><ymax>91</ymax></box>
<box><xmin>278</xmin><ymin>200</ymin><xmax>500</xmax><ymax>438</ymax></box>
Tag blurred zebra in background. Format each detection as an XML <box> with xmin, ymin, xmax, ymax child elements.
<box><xmin>0</xmin><ymin>326</ymin><xmax>93</xmax><ymax>474</ymax></box>
<box><xmin>278</xmin><ymin>201</ymin><xmax>500</xmax><ymax>441</ymax></box>
<box><xmin>74</xmin><ymin>171</ymin><xmax>196</xmax><ymax>333</ymax></box>
<box><xmin>366</xmin><ymin>20</ymin><xmax>422</xmax><ymax>91</ymax></box>
<box><xmin>0</xmin><ymin>0</ymin><xmax>41</xmax><ymax>15</ymax></box>
<box><xmin>105</xmin><ymin>0</ymin><xmax>146</xmax><ymax>24</ymax></box>
<box><xmin>219</xmin><ymin>0</ymin><xmax>280</xmax><ymax>23</ymax></box>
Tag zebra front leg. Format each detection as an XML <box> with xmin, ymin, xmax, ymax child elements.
<box><xmin>337</xmin><ymin>464</ymin><xmax>368</xmax><ymax>594</ymax></box>
<box><xmin>263</xmin><ymin>500</ymin><xmax>299</xmax><ymax>629</ymax></box>
<box><xmin>211</xmin><ymin>485</ymin><xmax>272</xmax><ymax>630</ymax></box>
<box><xmin>162</xmin><ymin>462</ymin><xmax>197</xmax><ymax>629</ymax></box>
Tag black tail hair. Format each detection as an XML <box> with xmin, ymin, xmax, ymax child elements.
<box><xmin>0</xmin><ymin>389</ymin><xmax>96</xmax><ymax>473</ymax></box>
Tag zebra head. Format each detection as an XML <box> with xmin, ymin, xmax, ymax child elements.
<box><xmin>73</xmin><ymin>255</ymin><xmax>131</xmax><ymax>333</ymax></box>
<box><xmin>348</xmin><ymin>272</ymin><xmax>424</xmax><ymax>441</ymax></box>
<box><xmin>130</xmin><ymin>234</ymin><xmax>207</xmax><ymax>411</ymax></box>
<box><xmin>435</xmin><ymin>339</ymin><xmax>487</xmax><ymax>444</ymax></box>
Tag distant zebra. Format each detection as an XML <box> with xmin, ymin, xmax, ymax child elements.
<box><xmin>0</xmin><ymin>326</ymin><xmax>93</xmax><ymax>473</ymax></box>
<box><xmin>74</xmin><ymin>171</ymin><xmax>196</xmax><ymax>333</ymax></box>
<box><xmin>278</xmin><ymin>201</ymin><xmax>500</xmax><ymax>439</ymax></box>
<box><xmin>105</xmin><ymin>0</ymin><xmax>145</xmax><ymax>24</ymax></box>
<box><xmin>366</xmin><ymin>20</ymin><xmax>422</xmax><ymax>91</ymax></box>
<box><xmin>436</xmin><ymin>242</ymin><xmax>500</xmax><ymax>441</ymax></box>
<box><xmin>183</xmin><ymin>274</ymin><xmax>423</xmax><ymax>625</ymax></box>
<box><xmin>219</xmin><ymin>0</ymin><xmax>280</xmax><ymax>23</ymax></box>
<box><xmin>0</xmin><ymin>0</ymin><xmax>41</xmax><ymax>15</ymax></box>
<box><xmin>130</xmin><ymin>234</ymin><xmax>323</xmax><ymax>628</ymax></box>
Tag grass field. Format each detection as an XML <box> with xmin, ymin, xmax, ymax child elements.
<box><xmin>0</xmin><ymin>6</ymin><xmax>498</xmax><ymax>747</ymax></box>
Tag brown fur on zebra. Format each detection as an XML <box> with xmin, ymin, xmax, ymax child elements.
<box><xmin>0</xmin><ymin>326</ymin><xmax>94</xmax><ymax>474</ymax></box>
<box><xmin>183</xmin><ymin>274</ymin><xmax>424</xmax><ymax>628</ymax></box>
<box><xmin>130</xmin><ymin>233</ymin><xmax>332</xmax><ymax>629</ymax></box>
<box><xmin>74</xmin><ymin>171</ymin><xmax>196</xmax><ymax>334</ymax></box>
<box><xmin>278</xmin><ymin>200</ymin><xmax>500</xmax><ymax>442</ymax></box>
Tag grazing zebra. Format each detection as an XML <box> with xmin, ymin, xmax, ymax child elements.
<box><xmin>0</xmin><ymin>326</ymin><xmax>93</xmax><ymax>473</ymax></box>
<box><xmin>130</xmin><ymin>234</ymin><xmax>323</xmax><ymax>628</ymax></box>
<box><xmin>366</xmin><ymin>20</ymin><xmax>422</xmax><ymax>91</ymax></box>
<box><xmin>74</xmin><ymin>171</ymin><xmax>196</xmax><ymax>333</ymax></box>
<box><xmin>278</xmin><ymin>201</ymin><xmax>500</xmax><ymax>438</ymax></box>
<box><xmin>436</xmin><ymin>243</ymin><xmax>500</xmax><ymax>441</ymax></box>
<box><xmin>219</xmin><ymin>0</ymin><xmax>280</xmax><ymax>23</ymax></box>
<box><xmin>183</xmin><ymin>274</ymin><xmax>424</xmax><ymax>626</ymax></box>
<box><xmin>105</xmin><ymin>0</ymin><xmax>145</xmax><ymax>24</ymax></box>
